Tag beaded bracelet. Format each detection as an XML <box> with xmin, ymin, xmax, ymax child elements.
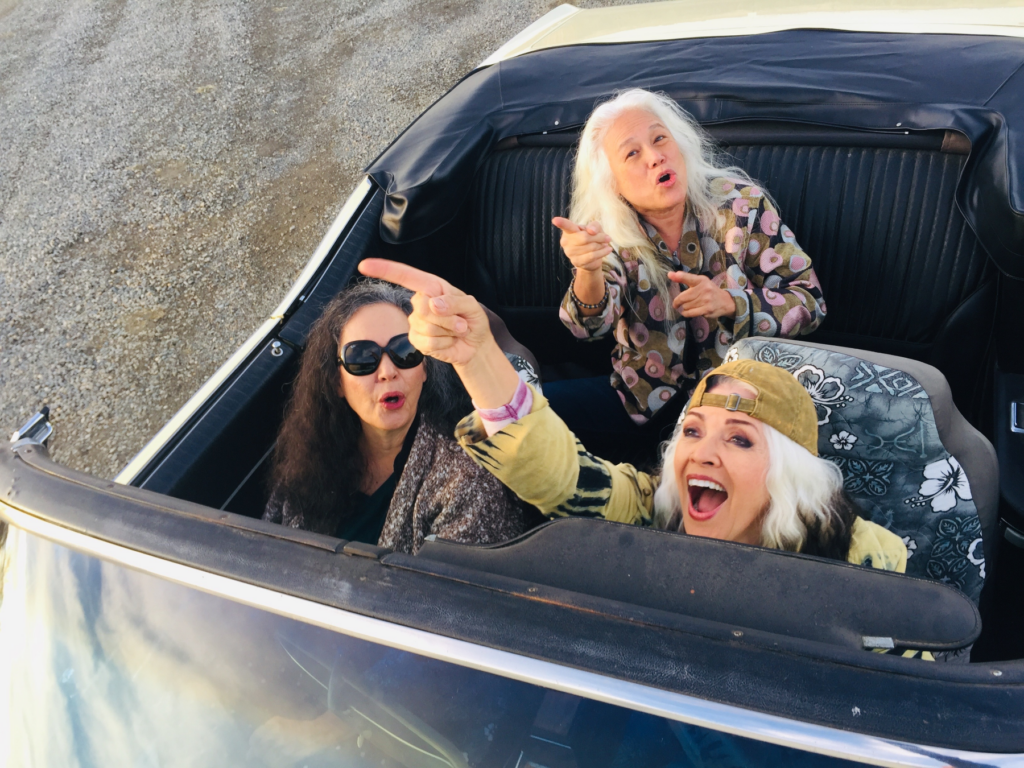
<box><xmin>570</xmin><ymin>278</ymin><xmax>609</xmax><ymax>310</ymax></box>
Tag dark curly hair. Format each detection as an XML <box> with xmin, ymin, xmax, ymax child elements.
<box><xmin>267</xmin><ymin>280</ymin><xmax>471</xmax><ymax>535</ymax></box>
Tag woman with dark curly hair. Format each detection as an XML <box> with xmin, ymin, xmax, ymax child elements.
<box><xmin>263</xmin><ymin>280</ymin><xmax>526</xmax><ymax>554</ymax></box>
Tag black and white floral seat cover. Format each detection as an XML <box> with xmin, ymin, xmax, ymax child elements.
<box><xmin>726</xmin><ymin>338</ymin><xmax>987</xmax><ymax>603</ymax></box>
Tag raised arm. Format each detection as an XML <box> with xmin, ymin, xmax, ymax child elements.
<box><xmin>357</xmin><ymin>259</ymin><xmax>657</xmax><ymax>526</ymax></box>
<box><xmin>553</xmin><ymin>218</ymin><xmax>624</xmax><ymax>340</ymax></box>
<box><xmin>553</xmin><ymin>217</ymin><xmax>611</xmax><ymax>314</ymax></box>
<box><xmin>357</xmin><ymin>258</ymin><xmax>521</xmax><ymax>409</ymax></box>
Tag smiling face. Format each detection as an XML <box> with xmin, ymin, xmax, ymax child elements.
<box><xmin>672</xmin><ymin>379</ymin><xmax>771</xmax><ymax>545</ymax></box>
<box><xmin>338</xmin><ymin>303</ymin><xmax>426</xmax><ymax>438</ymax></box>
<box><xmin>601</xmin><ymin>108</ymin><xmax>689</xmax><ymax>218</ymax></box>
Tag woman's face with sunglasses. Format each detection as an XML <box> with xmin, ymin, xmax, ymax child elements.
<box><xmin>337</xmin><ymin>304</ymin><xmax>427</xmax><ymax>437</ymax></box>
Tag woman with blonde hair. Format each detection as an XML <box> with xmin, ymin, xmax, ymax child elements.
<box><xmin>548</xmin><ymin>89</ymin><xmax>827</xmax><ymax>458</ymax></box>
<box><xmin>356</xmin><ymin>258</ymin><xmax>902</xmax><ymax>571</ymax></box>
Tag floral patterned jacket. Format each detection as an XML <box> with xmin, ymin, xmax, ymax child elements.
<box><xmin>559</xmin><ymin>179</ymin><xmax>826</xmax><ymax>423</ymax></box>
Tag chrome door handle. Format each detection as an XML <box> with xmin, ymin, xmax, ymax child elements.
<box><xmin>1012</xmin><ymin>402</ymin><xmax>1024</xmax><ymax>434</ymax></box>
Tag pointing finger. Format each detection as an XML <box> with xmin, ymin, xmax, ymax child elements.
<box><xmin>552</xmin><ymin>217</ymin><xmax>582</xmax><ymax>234</ymax></box>
<box><xmin>668</xmin><ymin>270</ymin><xmax>703</xmax><ymax>287</ymax></box>
<box><xmin>358</xmin><ymin>259</ymin><xmax>462</xmax><ymax>298</ymax></box>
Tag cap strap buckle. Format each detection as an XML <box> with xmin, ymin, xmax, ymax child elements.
<box><xmin>724</xmin><ymin>393</ymin><xmax>742</xmax><ymax>411</ymax></box>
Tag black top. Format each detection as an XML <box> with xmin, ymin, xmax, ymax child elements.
<box><xmin>336</xmin><ymin>473</ymin><xmax>399</xmax><ymax>544</ymax></box>
<box><xmin>335</xmin><ymin>416</ymin><xmax>419</xmax><ymax>544</ymax></box>
<box><xmin>365</xmin><ymin>30</ymin><xmax>1024</xmax><ymax>277</ymax></box>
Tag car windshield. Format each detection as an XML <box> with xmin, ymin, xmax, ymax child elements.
<box><xmin>0</xmin><ymin>525</ymin><xmax>873</xmax><ymax>768</ymax></box>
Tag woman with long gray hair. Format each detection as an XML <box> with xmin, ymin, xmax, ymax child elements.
<box><xmin>263</xmin><ymin>280</ymin><xmax>526</xmax><ymax>554</ymax></box>
<box><xmin>548</xmin><ymin>89</ymin><xmax>826</xmax><ymax>456</ymax></box>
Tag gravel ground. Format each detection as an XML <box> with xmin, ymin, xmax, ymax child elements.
<box><xmin>0</xmin><ymin>0</ymin><xmax>636</xmax><ymax>479</ymax></box>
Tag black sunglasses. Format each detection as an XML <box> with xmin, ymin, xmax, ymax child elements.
<box><xmin>337</xmin><ymin>333</ymin><xmax>424</xmax><ymax>376</ymax></box>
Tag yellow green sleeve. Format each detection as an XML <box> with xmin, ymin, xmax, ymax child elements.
<box><xmin>847</xmin><ymin>517</ymin><xmax>908</xmax><ymax>573</ymax></box>
<box><xmin>455</xmin><ymin>386</ymin><xmax>657</xmax><ymax>525</ymax></box>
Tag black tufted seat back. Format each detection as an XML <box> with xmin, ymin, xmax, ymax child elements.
<box><xmin>468</xmin><ymin>134</ymin><xmax>995</xmax><ymax>425</ymax></box>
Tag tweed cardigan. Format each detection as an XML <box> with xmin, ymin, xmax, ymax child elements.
<box><xmin>264</xmin><ymin>420</ymin><xmax>524</xmax><ymax>554</ymax></box>
<box><xmin>560</xmin><ymin>179</ymin><xmax>826</xmax><ymax>424</ymax></box>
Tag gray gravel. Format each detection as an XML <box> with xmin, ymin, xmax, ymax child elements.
<box><xmin>0</xmin><ymin>0</ymin><xmax>637</xmax><ymax>479</ymax></box>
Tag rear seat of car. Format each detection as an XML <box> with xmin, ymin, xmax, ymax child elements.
<box><xmin>138</xmin><ymin>123</ymin><xmax>1004</xmax><ymax>552</ymax></box>
<box><xmin>465</xmin><ymin>124</ymin><xmax>996</xmax><ymax>430</ymax></box>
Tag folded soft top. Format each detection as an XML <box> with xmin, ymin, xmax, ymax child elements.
<box><xmin>366</xmin><ymin>30</ymin><xmax>1024</xmax><ymax>277</ymax></box>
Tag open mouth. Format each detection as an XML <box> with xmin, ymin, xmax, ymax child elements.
<box><xmin>656</xmin><ymin>170</ymin><xmax>675</xmax><ymax>186</ymax></box>
<box><xmin>687</xmin><ymin>477</ymin><xmax>728</xmax><ymax>521</ymax></box>
<box><xmin>380</xmin><ymin>392</ymin><xmax>406</xmax><ymax>410</ymax></box>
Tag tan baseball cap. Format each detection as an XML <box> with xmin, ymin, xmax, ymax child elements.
<box><xmin>688</xmin><ymin>359</ymin><xmax>818</xmax><ymax>455</ymax></box>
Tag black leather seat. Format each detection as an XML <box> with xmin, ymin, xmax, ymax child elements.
<box><xmin>467</xmin><ymin>130</ymin><xmax>995</xmax><ymax>428</ymax></box>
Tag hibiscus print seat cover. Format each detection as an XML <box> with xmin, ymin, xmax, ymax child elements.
<box><xmin>727</xmin><ymin>339</ymin><xmax>986</xmax><ymax>603</ymax></box>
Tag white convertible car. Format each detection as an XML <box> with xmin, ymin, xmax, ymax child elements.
<box><xmin>4</xmin><ymin>2</ymin><xmax>1024</xmax><ymax>765</ymax></box>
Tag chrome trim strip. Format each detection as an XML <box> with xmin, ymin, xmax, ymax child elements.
<box><xmin>3</xmin><ymin>502</ymin><xmax>1019</xmax><ymax>768</ymax></box>
<box><xmin>1011</xmin><ymin>402</ymin><xmax>1024</xmax><ymax>434</ymax></box>
<box><xmin>269</xmin><ymin>177</ymin><xmax>374</xmax><ymax>321</ymax></box>
<box><xmin>114</xmin><ymin>177</ymin><xmax>374</xmax><ymax>486</ymax></box>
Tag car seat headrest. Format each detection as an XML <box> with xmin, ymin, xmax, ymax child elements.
<box><xmin>727</xmin><ymin>338</ymin><xmax>997</xmax><ymax>604</ymax></box>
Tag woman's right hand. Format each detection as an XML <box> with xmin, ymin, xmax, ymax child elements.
<box><xmin>357</xmin><ymin>259</ymin><xmax>521</xmax><ymax>409</ymax></box>
<box><xmin>358</xmin><ymin>258</ymin><xmax>488</xmax><ymax>367</ymax></box>
<box><xmin>552</xmin><ymin>217</ymin><xmax>612</xmax><ymax>272</ymax></box>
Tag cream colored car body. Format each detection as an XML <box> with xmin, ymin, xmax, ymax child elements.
<box><xmin>484</xmin><ymin>0</ymin><xmax>1024</xmax><ymax>68</ymax></box>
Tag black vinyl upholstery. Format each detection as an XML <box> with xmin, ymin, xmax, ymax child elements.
<box><xmin>404</xmin><ymin>518</ymin><xmax>981</xmax><ymax>652</ymax></box>
<box><xmin>725</xmin><ymin>146</ymin><xmax>992</xmax><ymax>344</ymax></box>
<box><xmin>468</xmin><ymin>138</ymin><xmax>995</xmax><ymax>425</ymax></box>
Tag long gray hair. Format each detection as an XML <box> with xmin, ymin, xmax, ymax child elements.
<box><xmin>570</xmin><ymin>88</ymin><xmax>756</xmax><ymax>319</ymax></box>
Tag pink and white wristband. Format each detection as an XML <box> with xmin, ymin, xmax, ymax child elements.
<box><xmin>475</xmin><ymin>378</ymin><xmax>534</xmax><ymax>437</ymax></box>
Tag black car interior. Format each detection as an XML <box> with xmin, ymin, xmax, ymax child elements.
<box><xmin>122</xmin><ymin>120</ymin><xmax>1024</xmax><ymax>662</ymax></box>
<box><xmin>390</xmin><ymin>517</ymin><xmax>981</xmax><ymax>654</ymax></box>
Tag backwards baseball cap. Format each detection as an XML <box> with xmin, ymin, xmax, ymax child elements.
<box><xmin>687</xmin><ymin>359</ymin><xmax>819</xmax><ymax>455</ymax></box>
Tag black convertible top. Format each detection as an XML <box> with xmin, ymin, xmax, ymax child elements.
<box><xmin>366</xmin><ymin>30</ymin><xmax>1024</xmax><ymax>277</ymax></box>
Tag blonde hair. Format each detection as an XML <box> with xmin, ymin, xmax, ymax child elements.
<box><xmin>570</xmin><ymin>89</ymin><xmax>756</xmax><ymax>319</ymax></box>
<box><xmin>652</xmin><ymin>402</ymin><xmax>848</xmax><ymax>553</ymax></box>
